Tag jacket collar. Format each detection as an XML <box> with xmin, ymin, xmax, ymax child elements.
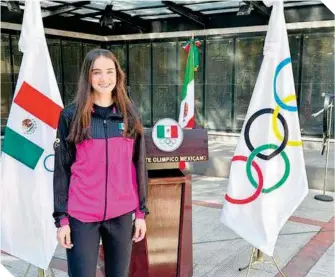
<box><xmin>91</xmin><ymin>103</ymin><xmax>123</xmax><ymax>119</ymax></box>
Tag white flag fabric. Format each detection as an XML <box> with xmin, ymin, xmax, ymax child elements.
<box><xmin>1</xmin><ymin>0</ymin><xmax>63</xmax><ymax>269</ymax></box>
<box><xmin>320</xmin><ymin>0</ymin><xmax>335</xmax><ymax>15</ymax></box>
<box><xmin>221</xmin><ymin>0</ymin><xmax>308</xmax><ymax>256</ymax></box>
<box><xmin>0</xmin><ymin>264</ymin><xmax>14</xmax><ymax>277</ymax></box>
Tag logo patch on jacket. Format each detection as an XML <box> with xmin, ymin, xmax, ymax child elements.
<box><xmin>118</xmin><ymin>122</ymin><xmax>125</xmax><ymax>130</ymax></box>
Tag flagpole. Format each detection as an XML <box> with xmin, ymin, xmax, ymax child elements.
<box><xmin>238</xmin><ymin>247</ymin><xmax>286</xmax><ymax>277</ymax></box>
<box><xmin>314</xmin><ymin>93</ymin><xmax>334</xmax><ymax>202</ymax></box>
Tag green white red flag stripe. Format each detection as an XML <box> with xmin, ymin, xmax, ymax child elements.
<box><xmin>157</xmin><ymin>125</ymin><xmax>178</xmax><ymax>138</ymax></box>
<box><xmin>3</xmin><ymin>127</ymin><xmax>44</xmax><ymax>170</ymax></box>
<box><xmin>14</xmin><ymin>81</ymin><xmax>62</xmax><ymax>129</ymax></box>
<box><xmin>178</xmin><ymin>38</ymin><xmax>201</xmax><ymax>129</ymax></box>
<box><xmin>178</xmin><ymin>38</ymin><xmax>201</xmax><ymax>169</ymax></box>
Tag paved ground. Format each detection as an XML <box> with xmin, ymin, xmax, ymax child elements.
<box><xmin>1</xmin><ymin>175</ymin><xmax>334</xmax><ymax>277</ymax></box>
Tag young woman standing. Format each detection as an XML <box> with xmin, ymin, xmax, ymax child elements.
<box><xmin>53</xmin><ymin>48</ymin><xmax>149</xmax><ymax>277</ymax></box>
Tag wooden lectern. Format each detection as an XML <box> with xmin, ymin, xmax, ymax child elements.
<box><xmin>129</xmin><ymin>128</ymin><xmax>208</xmax><ymax>277</ymax></box>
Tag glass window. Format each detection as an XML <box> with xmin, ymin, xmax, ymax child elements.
<box><xmin>62</xmin><ymin>40</ymin><xmax>82</xmax><ymax>105</ymax></box>
<box><xmin>152</xmin><ymin>41</ymin><xmax>177</xmax><ymax>123</ymax></box>
<box><xmin>233</xmin><ymin>36</ymin><xmax>265</xmax><ymax>131</ymax></box>
<box><xmin>300</xmin><ymin>32</ymin><xmax>334</xmax><ymax>137</ymax></box>
<box><xmin>82</xmin><ymin>42</ymin><xmax>101</xmax><ymax>59</ymax></box>
<box><xmin>288</xmin><ymin>34</ymin><xmax>301</xmax><ymax>94</ymax></box>
<box><xmin>11</xmin><ymin>35</ymin><xmax>23</xmax><ymax>86</ymax></box>
<box><xmin>1</xmin><ymin>34</ymin><xmax>12</xmax><ymax>136</ymax></box>
<box><xmin>128</xmin><ymin>43</ymin><xmax>152</xmax><ymax>126</ymax></box>
<box><xmin>178</xmin><ymin>39</ymin><xmax>204</xmax><ymax>127</ymax></box>
<box><xmin>47</xmin><ymin>38</ymin><xmax>62</xmax><ymax>98</ymax></box>
<box><xmin>107</xmin><ymin>44</ymin><xmax>127</xmax><ymax>74</ymax></box>
<box><xmin>205</xmin><ymin>37</ymin><xmax>234</xmax><ymax>130</ymax></box>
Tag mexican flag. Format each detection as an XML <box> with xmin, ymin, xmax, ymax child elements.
<box><xmin>178</xmin><ymin>39</ymin><xmax>200</xmax><ymax>169</ymax></box>
<box><xmin>157</xmin><ymin>125</ymin><xmax>178</xmax><ymax>139</ymax></box>
<box><xmin>1</xmin><ymin>0</ymin><xmax>63</xmax><ymax>269</ymax></box>
<box><xmin>221</xmin><ymin>0</ymin><xmax>308</xmax><ymax>256</ymax></box>
<box><xmin>178</xmin><ymin>38</ymin><xmax>200</xmax><ymax>129</ymax></box>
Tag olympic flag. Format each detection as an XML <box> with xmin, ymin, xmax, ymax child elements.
<box><xmin>1</xmin><ymin>0</ymin><xmax>62</xmax><ymax>269</ymax></box>
<box><xmin>220</xmin><ymin>0</ymin><xmax>308</xmax><ymax>256</ymax></box>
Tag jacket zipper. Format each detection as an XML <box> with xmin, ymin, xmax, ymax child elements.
<box><xmin>103</xmin><ymin>119</ymin><xmax>108</xmax><ymax>221</ymax></box>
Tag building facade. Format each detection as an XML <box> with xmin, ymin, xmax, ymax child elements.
<box><xmin>1</xmin><ymin>23</ymin><xmax>334</xmax><ymax>139</ymax></box>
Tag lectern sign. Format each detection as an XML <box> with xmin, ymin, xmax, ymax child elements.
<box><xmin>152</xmin><ymin>118</ymin><xmax>184</xmax><ymax>152</ymax></box>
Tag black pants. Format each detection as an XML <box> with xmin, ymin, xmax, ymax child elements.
<box><xmin>67</xmin><ymin>212</ymin><xmax>133</xmax><ymax>277</ymax></box>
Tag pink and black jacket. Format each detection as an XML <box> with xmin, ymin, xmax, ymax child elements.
<box><xmin>52</xmin><ymin>103</ymin><xmax>149</xmax><ymax>228</ymax></box>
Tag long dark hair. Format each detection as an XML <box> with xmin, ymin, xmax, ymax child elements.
<box><xmin>67</xmin><ymin>48</ymin><xmax>143</xmax><ymax>144</ymax></box>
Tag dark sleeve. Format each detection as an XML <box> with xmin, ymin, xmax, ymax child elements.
<box><xmin>133</xmin><ymin>131</ymin><xmax>149</xmax><ymax>216</ymax></box>
<box><xmin>52</xmin><ymin>110</ymin><xmax>75</xmax><ymax>227</ymax></box>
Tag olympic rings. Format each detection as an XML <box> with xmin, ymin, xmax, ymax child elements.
<box><xmin>272</xmin><ymin>95</ymin><xmax>302</xmax><ymax>146</ymax></box>
<box><xmin>245</xmin><ymin>108</ymin><xmax>288</xmax><ymax>160</ymax></box>
<box><xmin>166</xmin><ymin>138</ymin><xmax>176</xmax><ymax>146</ymax></box>
<box><xmin>247</xmin><ymin>144</ymin><xmax>290</xmax><ymax>193</ymax></box>
<box><xmin>159</xmin><ymin>138</ymin><xmax>176</xmax><ymax>147</ymax></box>
<box><xmin>274</xmin><ymin>58</ymin><xmax>297</xmax><ymax>112</ymax></box>
<box><xmin>44</xmin><ymin>154</ymin><xmax>55</xmax><ymax>172</ymax></box>
<box><xmin>225</xmin><ymin>57</ymin><xmax>300</xmax><ymax>205</ymax></box>
<box><xmin>225</xmin><ymin>155</ymin><xmax>264</xmax><ymax>205</ymax></box>
<box><xmin>164</xmin><ymin>138</ymin><xmax>176</xmax><ymax>146</ymax></box>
